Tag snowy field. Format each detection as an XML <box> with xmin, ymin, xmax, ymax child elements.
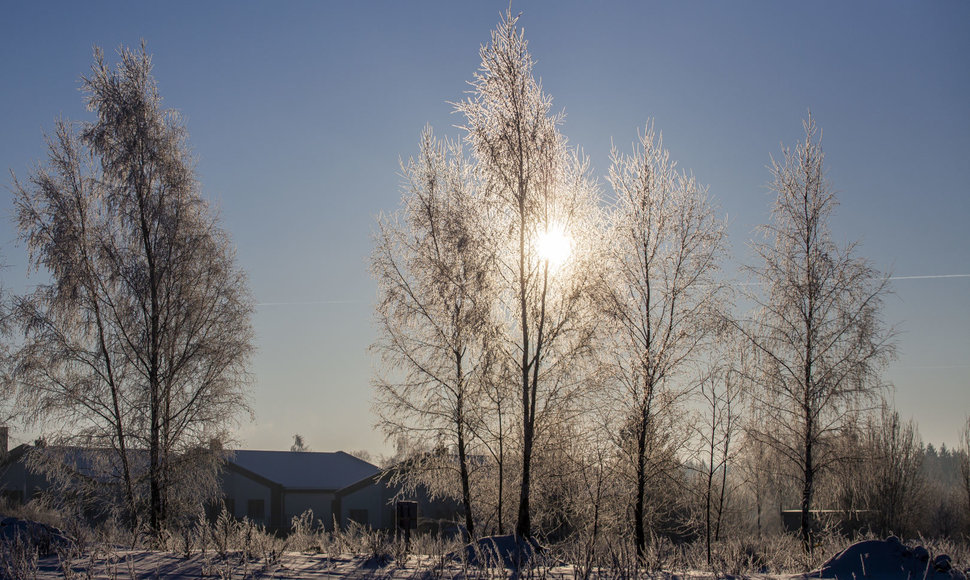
<box><xmin>4</xmin><ymin>515</ymin><xmax>967</xmax><ymax>579</ymax></box>
<box><xmin>32</xmin><ymin>551</ymin><xmax>792</xmax><ymax>579</ymax></box>
<box><xmin>16</xmin><ymin>537</ymin><xmax>968</xmax><ymax>580</ymax></box>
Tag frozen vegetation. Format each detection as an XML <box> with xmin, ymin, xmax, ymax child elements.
<box><xmin>1</xmin><ymin>504</ymin><xmax>969</xmax><ymax>579</ymax></box>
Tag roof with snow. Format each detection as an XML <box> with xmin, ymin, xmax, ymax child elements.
<box><xmin>227</xmin><ymin>450</ymin><xmax>379</xmax><ymax>491</ymax></box>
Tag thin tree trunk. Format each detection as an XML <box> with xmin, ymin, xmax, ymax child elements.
<box><xmin>519</xmin><ymin>262</ymin><xmax>548</xmax><ymax>539</ymax></box>
<box><xmin>73</xmin><ymin>173</ymin><xmax>141</xmax><ymax>529</ymax></box>
<box><xmin>801</xmin><ymin>180</ymin><xmax>817</xmax><ymax>553</ymax></box>
<box><xmin>516</xmin><ymin>407</ymin><xmax>533</xmax><ymax>538</ymax></box>
<box><xmin>801</xmin><ymin>416</ymin><xmax>814</xmax><ymax>551</ymax></box>
<box><xmin>634</xmin><ymin>400</ymin><xmax>648</xmax><ymax>561</ymax></box>
<box><xmin>454</xmin><ymin>355</ymin><xmax>475</xmax><ymax>538</ymax></box>
<box><xmin>92</xmin><ymin>294</ymin><xmax>138</xmax><ymax>529</ymax></box>
<box><xmin>705</xmin><ymin>416</ymin><xmax>715</xmax><ymax>566</ymax></box>
<box><xmin>715</xmin><ymin>405</ymin><xmax>731</xmax><ymax>542</ymax></box>
<box><xmin>497</xmin><ymin>406</ymin><xmax>505</xmax><ymax>535</ymax></box>
<box><xmin>715</xmin><ymin>462</ymin><xmax>728</xmax><ymax>542</ymax></box>
<box><xmin>136</xmin><ymin>164</ymin><xmax>164</xmax><ymax>536</ymax></box>
<box><xmin>457</xmin><ymin>426</ymin><xmax>474</xmax><ymax>537</ymax></box>
<box><xmin>515</xmin><ymin>191</ymin><xmax>532</xmax><ymax>539</ymax></box>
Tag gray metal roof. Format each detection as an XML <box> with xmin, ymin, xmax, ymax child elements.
<box><xmin>228</xmin><ymin>450</ymin><xmax>379</xmax><ymax>490</ymax></box>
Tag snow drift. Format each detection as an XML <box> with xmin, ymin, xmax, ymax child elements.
<box><xmin>810</xmin><ymin>536</ymin><xmax>965</xmax><ymax>580</ymax></box>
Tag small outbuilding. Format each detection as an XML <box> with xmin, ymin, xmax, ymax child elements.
<box><xmin>221</xmin><ymin>450</ymin><xmax>380</xmax><ymax>532</ymax></box>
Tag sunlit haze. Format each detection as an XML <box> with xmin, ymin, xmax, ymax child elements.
<box><xmin>535</xmin><ymin>224</ymin><xmax>573</xmax><ymax>272</ymax></box>
<box><xmin>0</xmin><ymin>2</ymin><xmax>967</xmax><ymax>457</ymax></box>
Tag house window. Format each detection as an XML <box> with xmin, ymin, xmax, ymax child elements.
<box><xmin>247</xmin><ymin>499</ymin><xmax>265</xmax><ymax>521</ymax></box>
<box><xmin>349</xmin><ymin>509</ymin><xmax>369</xmax><ymax>526</ymax></box>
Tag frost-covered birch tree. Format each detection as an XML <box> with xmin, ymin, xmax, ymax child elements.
<box><xmin>11</xmin><ymin>45</ymin><xmax>253</xmax><ymax>535</ymax></box>
<box><xmin>602</xmin><ymin>123</ymin><xmax>727</xmax><ymax>559</ymax></box>
<box><xmin>373</xmin><ymin>127</ymin><xmax>493</xmax><ymax>537</ymax></box>
<box><xmin>456</xmin><ymin>11</ymin><xmax>601</xmax><ymax>538</ymax></box>
<box><xmin>742</xmin><ymin>115</ymin><xmax>894</xmax><ymax>550</ymax></box>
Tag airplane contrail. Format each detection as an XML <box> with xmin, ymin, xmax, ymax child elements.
<box><xmin>895</xmin><ymin>364</ymin><xmax>970</xmax><ymax>370</ymax></box>
<box><xmin>887</xmin><ymin>274</ymin><xmax>970</xmax><ymax>281</ymax></box>
<box><xmin>735</xmin><ymin>273</ymin><xmax>970</xmax><ymax>287</ymax></box>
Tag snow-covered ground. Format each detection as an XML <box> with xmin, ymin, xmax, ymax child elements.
<box><xmin>34</xmin><ymin>551</ymin><xmax>784</xmax><ymax>579</ymax></box>
<box><xmin>2</xmin><ymin>521</ymin><xmax>965</xmax><ymax>580</ymax></box>
<box><xmin>23</xmin><ymin>538</ymin><xmax>968</xmax><ymax>580</ymax></box>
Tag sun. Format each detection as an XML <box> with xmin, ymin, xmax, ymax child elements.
<box><xmin>535</xmin><ymin>223</ymin><xmax>573</xmax><ymax>271</ymax></box>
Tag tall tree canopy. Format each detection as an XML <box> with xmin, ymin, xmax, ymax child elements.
<box><xmin>12</xmin><ymin>45</ymin><xmax>254</xmax><ymax>535</ymax></box>
<box><xmin>742</xmin><ymin>116</ymin><xmax>895</xmax><ymax>548</ymax></box>
<box><xmin>602</xmin><ymin>123</ymin><xmax>728</xmax><ymax>559</ymax></box>
<box><xmin>456</xmin><ymin>11</ymin><xmax>602</xmax><ymax>538</ymax></box>
<box><xmin>373</xmin><ymin>127</ymin><xmax>493</xmax><ymax>537</ymax></box>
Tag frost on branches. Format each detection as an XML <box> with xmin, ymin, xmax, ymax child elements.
<box><xmin>11</xmin><ymin>45</ymin><xmax>254</xmax><ymax>536</ymax></box>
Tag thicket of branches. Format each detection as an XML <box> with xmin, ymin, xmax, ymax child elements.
<box><xmin>372</xmin><ymin>10</ymin><xmax>966</xmax><ymax>560</ymax></box>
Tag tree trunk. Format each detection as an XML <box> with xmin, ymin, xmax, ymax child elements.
<box><xmin>801</xmin><ymin>419</ymin><xmax>814</xmax><ymax>551</ymax></box>
<box><xmin>715</xmin><ymin>410</ymin><xmax>731</xmax><ymax>542</ymax></box>
<box><xmin>705</xmin><ymin>423</ymin><xmax>715</xmax><ymax>566</ymax></box>
<box><xmin>705</xmin><ymin>471</ymin><xmax>713</xmax><ymax>566</ymax></box>
<box><xmin>634</xmin><ymin>402</ymin><xmax>648</xmax><ymax>562</ymax></box>
<box><xmin>497</xmin><ymin>411</ymin><xmax>505</xmax><ymax>535</ymax></box>
<box><xmin>516</xmin><ymin>410</ymin><xmax>533</xmax><ymax>538</ymax></box>
<box><xmin>515</xmin><ymin>195</ymin><xmax>532</xmax><ymax>539</ymax></box>
<box><xmin>455</xmin><ymin>383</ymin><xmax>475</xmax><ymax>537</ymax></box>
<box><xmin>94</xmin><ymin>306</ymin><xmax>138</xmax><ymax>529</ymax></box>
<box><xmin>150</xmin><ymin>404</ymin><xmax>161</xmax><ymax>534</ymax></box>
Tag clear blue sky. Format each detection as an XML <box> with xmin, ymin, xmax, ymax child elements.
<box><xmin>2</xmin><ymin>1</ymin><xmax>968</xmax><ymax>454</ymax></box>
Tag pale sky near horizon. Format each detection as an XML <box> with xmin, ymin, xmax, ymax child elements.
<box><xmin>1</xmin><ymin>1</ymin><xmax>968</xmax><ymax>456</ymax></box>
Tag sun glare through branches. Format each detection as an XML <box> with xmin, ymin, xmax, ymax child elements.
<box><xmin>535</xmin><ymin>222</ymin><xmax>573</xmax><ymax>271</ymax></box>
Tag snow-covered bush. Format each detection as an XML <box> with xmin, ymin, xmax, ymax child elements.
<box><xmin>288</xmin><ymin>509</ymin><xmax>325</xmax><ymax>553</ymax></box>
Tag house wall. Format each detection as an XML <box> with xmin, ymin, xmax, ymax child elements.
<box><xmin>283</xmin><ymin>491</ymin><xmax>336</xmax><ymax>530</ymax></box>
<box><xmin>338</xmin><ymin>481</ymin><xmax>395</xmax><ymax>530</ymax></box>
<box><xmin>336</xmin><ymin>477</ymin><xmax>464</xmax><ymax>534</ymax></box>
<box><xmin>220</xmin><ymin>468</ymin><xmax>275</xmax><ymax>527</ymax></box>
<box><xmin>0</xmin><ymin>450</ymin><xmax>49</xmax><ymax>506</ymax></box>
